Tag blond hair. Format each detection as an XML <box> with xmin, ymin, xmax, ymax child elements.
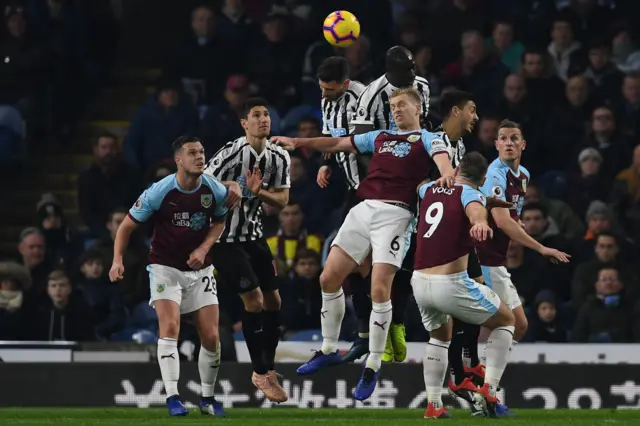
<box><xmin>48</xmin><ymin>269</ymin><xmax>70</xmax><ymax>283</ymax></box>
<box><xmin>390</xmin><ymin>87</ymin><xmax>421</xmax><ymax>105</ymax></box>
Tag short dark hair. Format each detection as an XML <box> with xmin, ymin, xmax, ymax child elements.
<box><xmin>521</xmin><ymin>202</ymin><xmax>548</xmax><ymax>218</ymax></box>
<box><xmin>108</xmin><ymin>207</ymin><xmax>129</xmax><ymax>222</ymax></box>
<box><xmin>458</xmin><ymin>152</ymin><xmax>488</xmax><ymax>186</ymax></box>
<box><xmin>439</xmin><ymin>90</ymin><xmax>475</xmax><ymax>118</ymax></box>
<box><xmin>596</xmin><ymin>231</ymin><xmax>618</xmax><ymax>245</ymax></box>
<box><xmin>298</xmin><ymin>115</ymin><xmax>321</xmax><ymax>129</ymax></box>
<box><xmin>294</xmin><ymin>247</ymin><xmax>320</xmax><ymax>265</ymax></box>
<box><xmin>317</xmin><ymin>56</ymin><xmax>349</xmax><ymax>83</ymax></box>
<box><xmin>285</xmin><ymin>198</ymin><xmax>302</xmax><ymax>208</ymax></box>
<box><xmin>239</xmin><ymin>97</ymin><xmax>269</xmax><ymax>119</ymax></box>
<box><xmin>94</xmin><ymin>131</ymin><xmax>118</xmax><ymax>146</ymax></box>
<box><xmin>499</xmin><ymin>119</ymin><xmax>522</xmax><ymax>133</ymax></box>
<box><xmin>171</xmin><ymin>135</ymin><xmax>203</xmax><ymax>153</ymax></box>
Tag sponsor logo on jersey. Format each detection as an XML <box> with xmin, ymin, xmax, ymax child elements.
<box><xmin>189</xmin><ymin>212</ymin><xmax>207</xmax><ymax>231</ymax></box>
<box><xmin>407</xmin><ymin>134</ymin><xmax>420</xmax><ymax>143</ymax></box>
<box><xmin>431</xmin><ymin>138</ymin><xmax>446</xmax><ymax>150</ymax></box>
<box><xmin>201</xmin><ymin>194</ymin><xmax>213</xmax><ymax>208</ymax></box>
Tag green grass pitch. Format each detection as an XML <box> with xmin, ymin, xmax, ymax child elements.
<box><xmin>0</xmin><ymin>408</ymin><xmax>637</xmax><ymax>425</ymax></box>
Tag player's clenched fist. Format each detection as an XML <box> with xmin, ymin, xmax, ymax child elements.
<box><xmin>187</xmin><ymin>247</ymin><xmax>208</xmax><ymax>270</ymax></box>
<box><xmin>470</xmin><ymin>223</ymin><xmax>493</xmax><ymax>242</ymax></box>
<box><xmin>317</xmin><ymin>165</ymin><xmax>332</xmax><ymax>188</ymax></box>
<box><xmin>271</xmin><ymin>136</ymin><xmax>298</xmax><ymax>151</ymax></box>
<box><xmin>109</xmin><ymin>262</ymin><xmax>125</xmax><ymax>282</ymax></box>
<box><xmin>225</xmin><ymin>181</ymin><xmax>242</xmax><ymax>208</ymax></box>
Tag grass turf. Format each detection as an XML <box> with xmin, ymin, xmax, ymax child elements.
<box><xmin>0</xmin><ymin>408</ymin><xmax>635</xmax><ymax>425</ymax></box>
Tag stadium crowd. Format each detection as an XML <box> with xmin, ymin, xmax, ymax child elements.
<box><xmin>3</xmin><ymin>0</ymin><xmax>640</xmax><ymax>358</ymax></box>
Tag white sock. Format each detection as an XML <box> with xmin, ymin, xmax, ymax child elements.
<box><xmin>320</xmin><ymin>288</ymin><xmax>345</xmax><ymax>354</ymax></box>
<box><xmin>198</xmin><ymin>344</ymin><xmax>221</xmax><ymax>398</ymax></box>
<box><xmin>485</xmin><ymin>326</ymin><xmax>514</xmax><ymax>397</ymax></box>
<box><xmin>158</xmin><ymin>337</ymin><xmax>179</xmax><ymax>396</ymax></box>
<box><xmin>365</xmin><ymin>300</ymin><xmax>392</xmax><ymax>371</ymax></box>
<box><xmin>424</xmin><ymin>338</ymin><xmax>450</xmax><ymax>409</ymax></box>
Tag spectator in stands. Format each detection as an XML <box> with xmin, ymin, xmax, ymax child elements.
<box><xmin>522</xmin><ymin>290</ymin><xmax>568</xmax><ymax>343</ymax></box>
<box><xmin>490</xmin><ymin>74</ymin><xmax>540</xmax><ymax>130</ymax></box>
<box><xmin>443</xmin><ymin>30</ymin><xmax>509</xmax><ymax>112</ymax></box>
<box><xmin>0</xmin><ymin>261</ymin><xmax>31</xmax><ymax>340</ymax></box>
<box><xmin>76</xmin><ymin>248</ymin><xmax>126</xmax><ymax>340</ymax></box>
<box><xmin>17</xmin><ymin>227</ymin><xmax>51</xmax><ymax>296</ymax></box>
<box><xmin>345</xmin><ymin>35</ymin><xmax>376</xmax><ymax>86</ymax></box>
<box><xmin>144</xmin><ymin>160</ymin><xmax>177</xmax><ymax>188</ymax></box>
<box><xmin>280</xmin><ymin>248</ymin><xmax>322</xmax><ymax>336</ymax></box>
<box><xmin>571</xmin><ymin>232</ymin><xmax>637</xmax><ymax>308</ymax></box>
<box><xmin>217</xmin><ymin>0</ymin><xmax>258</xmax><ymax>48</ymax></box>
<box><xmin>78</xmin><ymin>132</ymin><xmax>141</xmax><ymax>237</ymax></box>
<box><xmin>567</xmin><ymin>148</ymin><xmax>609</xmax><ymax>222</ymax></box>
<box><xmin>572</xmin><ymin>267</ymin><xmax>633</xmax><ymax>342</ymax></box>
<box><xmin>584</xmin><ymin>39</ymin><xmax>624</xmax><ymax>103</ymax></box>
<box><xmin>295</xmin><ymin>116</ymin><xmax>322</xmax><ymax>161</ymax></box>
<box><xmin>200</xmin><ymin>74</ymin><xmax>250</xmax><ymax>154</ymax></box>
<box><xmin>521</xmin><ymin>202</ymin><xmax>574</xmax><ymax>301</ymax></box>
<box><xmin>519</xmin><ymin>48</ymin><xmax>565</xmax><ymax>107</ymax></box>
<box><xmin>524</xmin><ymin>183</ymin><xmax>584</xmax><ymax>241</ymax></box>
<box><xmin>612</xmin><ymin>73</ymin><xmax>640</xmax><ymax>140</ymax></box>
<box><xmin>488</xmin><ymin>20</ymin><xmax>525</xmax><ymax>73</ymax></box>
<box><xmin>548</xmin><ymin>12</ymin><xmax>584</xmax><ymax>82</ymax></box>
<box><xmin>123</xmin><ymin>79</ymin><xmax>198</xmax><ymax>170</ymax></box>
<box><xmin>165</xmin><ymin>5</ymin><xmax>236</xmax><ymax>104</ymax></box>
<box><xmin>506</xmin><ymin>240</ymin><xmax>551</xmax><ymax>308</ymax></box>
<box><xmin>90</xmin><ymin>207</ymin><xmax>148</xmax><ymax>309</ymax></box>
<box><xmin>28</xmin><ymin>269</ymin><xmax>95</xmax><ymax>341</ymax></box>
<box><xmin>612</xmin><ymin>145</ymin><xmax>640</xmax><ymax>240</ymax></box>
<box><xmin>414</xmin><ymin>44</ymin><xmax>441</xmax><ymax>101</ymax></box>
<box><xmin>575</xmin><ymin>105</ymin><xmax>633</xmax><ymax>185</ymax></box>
<box><xmin>577</xmin><ymin>200</ymin><xmax>617</xmax><ymax>261</ymax></box>
<box><xmin>36</xmin><ymin>193</ymin><xmax>81</xmax><ymax>268</ymax></box>
<box><xmin>473</xmin><ymin>116</ymin><xmax>499</xmax><ymax>163</ymax></box>
<box><xmin>266</xmin><ymin>199</ymin><xmax>322</xmax><ymax>273</ymax></box>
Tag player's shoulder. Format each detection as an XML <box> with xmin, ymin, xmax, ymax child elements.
<box><xmin>145</xmin><ymin>174</ymin><xmax>177</xmax><ymax>200</ymax></box>
<box><xmin>266</xmin><ymin>140</ymin><xmax>291</xmax><ymax>159</ymax></box>
<box><xmin>212</xmin><ymin>137</ymin><xmax>247</xmax><ymax>159</ymax></box>
<box><xmin>414</xmin><ymin>75</ymin><xmax>430</xmax><ymax>88</ymax></box>
<box><xmin>200</xmin><ymin>174</ymin><xmax>223</xmax><ymax>190</ymax></box>
<box><xmin>347</xmin><ymin>80</ymin><xmax>366</xmax><ymax>95</ymax></box>
<box><xmin>460</xmin><ymin>184</ymin><xmax>487</xmax><ymax>206</ymax></box>
<box><xmin>487</xmin><ymin>158</ymin><xmax>509</xmax><ymax>177</ymax></box>
<box><xmin>519</xmin><ymin>165</ymin><xmax>531</xmax><ymax>179</ymax></box>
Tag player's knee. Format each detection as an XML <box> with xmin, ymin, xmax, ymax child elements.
<box><xmin>241</xmin><ymin>288</ymin><xmax>264</xmax><ymax>312</ymax></box>
<box><xmin>200</xmin><ymin>328</ymin><xmax>220</xmax><ymax>352</ymax></box>
<box><xmin>514</xmin><ymin>313</ymin><xmax>528</xmax><ymax>341</ymax></box>
<box><xmin>319</xmin><ymin>269</ymin><xmax>341</xmax><ymax>292</ymax></box>
<box><xmin>159</xmin><ymin>318</ymin><xmax>180</xmax><ymax>339</ymax></box>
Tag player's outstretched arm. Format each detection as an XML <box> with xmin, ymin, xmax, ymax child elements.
<box><xmin>465</xmin><ymin>201</ymin><xmax>493</xmax><ymax>242</ymax></box>
<box><xmin>272</xmin><ymin>135</ymin><xmax>356</xmax><ymax>153</ymax></box>
<box><xmin>432</xmin><ymin>153</ymin><xmax>456</xmax><ymax>188</ymax></box>
<box><xmin>110</xmin><ymin>215</ymin><xmax>138</xmax><ymax>282</ymax></box>
<box><xmin>491</xmin><ymin>208</ymin><xmax>571</xmax><ymax>263</ymax></box>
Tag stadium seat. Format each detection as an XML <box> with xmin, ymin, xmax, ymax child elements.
<box><xmin>287</xmin><ymin>329</ymin><xmax>322</xmax><ymax>341</ymax></box>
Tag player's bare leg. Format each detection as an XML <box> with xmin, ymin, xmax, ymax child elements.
<box><xmin>341</xmin><ymin>259</ymin><xmax>372</xmax><ymax>363</ymax></box>
<box><xmin>262</xmin><ymin>289</ymin><xmax>288</xmax><ymax>401</ymax></box>
<box><xmin>239</xmin><ymin>288</ymin><xmax>285</xmax><ymax>402</ymax></box>
<box><xmin>193</xmin><ymin>304</ymin><xmax>226</xmax><ymax>415</ymax></box>
<box><xmin>155</xmin><ymin>299</ymin><xmax>188</xmax><ymax>416</ymax></box>
<box><xmin>297</xmin><ymin>246</ymin><xmax>356</xmax><ymax>375</ymax></box>
<box><xmin>354</xmin><ymin>262</ymin><xmax>395</xmax><ymax>401</ymax></box>
<box><xmin>474</xmin><ymin>301</ymin><xmax>515</xmax><ymax>417</ymax></box>
<box><xmin>423</xmin><ymin>318</ymin><xmax>453</xmax><ymax>419</ymax></box>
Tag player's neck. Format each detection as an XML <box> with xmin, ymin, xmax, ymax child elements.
<box><xmin>501</xmin><ymin>157</ymin><xmax>521</xmax><ymax>172</ymax></box>
<box><xmin>176</xmin><ymin>170</ymin><xmax>201</xmax><ymax>191</ymax></box>
<box><xmin>246</xmin><ymin>135</ymin><xmax>267</xmax><ymax>153</ymax></box>
<box><xmin>442</xmin><ymin>120</ymin><xmax>462</xmax><ymax>141</ymax></box>
<box><xmin>456</xmin><ymin>177</ymin><xmax>477</xmax><ymax>189</ymax></box>
<box><xmin>398</xmin><ymin>122</ymin><xmax>421</xmax><ymax>132</ymax></box>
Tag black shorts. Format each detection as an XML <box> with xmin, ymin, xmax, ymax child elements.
<box><xmin>342</xmin><ymin>189</ymin><xmax>363</xmax><ymax>221</ymax></box>
<box><xmin>211</xmin><ymin>239</ymin><xmax>279</xmax><ymax>294</ymax></box>
<box><xmin>467</xmin><ymin>249</ymin><xmax>482</xmax><ymax>280</ymax></box>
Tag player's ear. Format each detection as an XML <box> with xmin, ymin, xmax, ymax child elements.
<box><xmin>521</xmin><ymin>139</ymin><xmax>527</xmax><ymax>151</ymax></box>
<box><xmin>240</xmin><ymin>118</ymin><xmax>248</xmax><ymax>131</ymax></box>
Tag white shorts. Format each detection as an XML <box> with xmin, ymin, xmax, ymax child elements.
<box><xmin>481</xmin><ymin>265</ymin><xmax>522</xmax><ymax>310</ymax></box>
<box><xmin>332</xmin><ymin>200</ymin><xmax>413</xmax><ymax>268</ymax></box>
<box><xmin>147</xmin><ymin>264</ymin><xmax>218</xmax><ymax>314</ymax></box>
<box><xmin>411</xmin><ymin>271</ymin><xmax>501</xmax><ymax>331</ymax></box>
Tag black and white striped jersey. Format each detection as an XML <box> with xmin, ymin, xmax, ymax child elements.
<box><xmin>321</xmin><ymin>80</ymin><xmax>366</xmax><ymax>190</ymax></box>
<box><xmin>204</xmin><ymin>137</ymin><xmax>291</xmax><ymax>243</ymax></box>
<box><xmin>351</xmin><ymin>74</ymin><xmax>430</xmax><ymax>131</ymax></box>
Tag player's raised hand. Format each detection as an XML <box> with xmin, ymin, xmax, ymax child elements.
<box><xmin>109</xmin><ymin>262</ymin><xmax>125</xmax><ymax>282</ymax></box>
<box><xmin>271</xmin><ymin>136</ymin><xmax>298</xmax><ymax>151</ymax></box>
<box><xmin>435</xmin><ymin>175</ymin><xmax>455</xmax><ymax>188</ymax></box>
<box><xmin>246</xmin><ymin>167</ymin><xmax>264</xmax><ymax>196</ymax></box>
<box><xmin>486</xmin><ymin>196</ymin><xmax>514</xmax><ymax>209</ymax></box>
<box><xmin>539</xmin><ymin>246</ymin><xmax>571</xmax><ymax>264</ymax></box>
<box><xmin>470</xmin><ymin>223</ymin><xmax>493</xmax><ymax>242</ymax></box>
<box><xmin>317</xmin><ymin>165</ymin><xmax>332</xmax><ymax>188</ymax></box>
<box><xmin>187</xmin><ymin>247</ymin><xmax>207</xmax><ymax>270</ymax></box>
<box><xmin>225</xmin><ymin>181</ymin><xmax>242</xmax><ymax>208</ymax></box>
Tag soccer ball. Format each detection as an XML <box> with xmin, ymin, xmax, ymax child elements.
<box><xmin>323</xmin><ymin>10</ymin><xmax>360</xmax><ymax>47</ymax></box>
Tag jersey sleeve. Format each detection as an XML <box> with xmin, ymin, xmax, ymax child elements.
<box><xmin>480</xmin><ymin>167</ymin><xmax>508</xmax><ymax>201</ymax></box>
<box><xmin>128</xmin><ymin>182</ymin><xmax>166</xmax><ymax>223</ymax></box>
<box><xmin>205</xmin><ymin>143</ymin><xmax>235</xmax><ymax>179</ymax></box>
<box><xmin>420</xmin><ymin>130</ymin><xmax>450</xmax><ymax>158</ymax></box>
<box><xmin>351</xmin><ymin>130</ymin><xmax>381</xmax><ymax>154</ymax></box>
<box><xmin>418</xmin><ymin>181</ymin><xmax>436</xmax><ymax>200</ymax></box>
<box><xmin>351</xmin><ymin>84</ymin><xmax>378</xmax><ymax>127</ymax></box>
<box><xmin>205</xmin><ymin>176</ymin><xmax>229</xmax><ymax>220</ymax></box>
<box><xmin>275</xmin><ymin>150</ymin><xmax>291</xmax><ymax>189</ymax></box>
<box><xmin>461</xmin><ymin>185</ymin><xmax>487</xmax><ymax>209</ymax></box>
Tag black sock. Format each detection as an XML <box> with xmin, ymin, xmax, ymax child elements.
<box><xmin>262</xmin><ymin>310</ymin><xmax>281</xmax><ymax>371</ymax></box>
<box><xmin>391</xmin><ymin>269</ymin><xmax>412</xmax><ymax>324</ymax></box>
<box><xmin>350</xmin><ymin>273</ymin><xmax>371</xmax><ymax>335</ymax></box>
<box><xmin>242</xmin><ymin>310</ymin><xmax>267</xmax><ymax>374</ymax></box>
<box><xmin>462</xmin><ymin>321</ymin><xmax>481</xmax><ymax>366</ymax></box>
